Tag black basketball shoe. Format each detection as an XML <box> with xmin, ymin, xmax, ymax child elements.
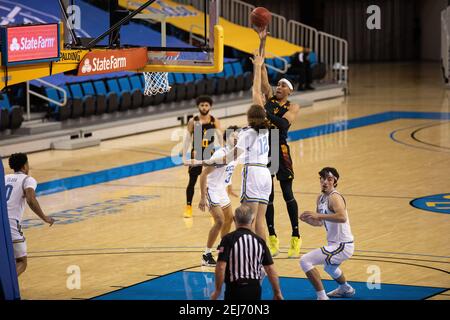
<box><xmin>202</xmin><ymin>253</ymin><xmax>217</xmax><ymax>267</ymax></box>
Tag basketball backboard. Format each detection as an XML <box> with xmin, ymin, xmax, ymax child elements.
<box><xmin>62</xmin><ymin>0</ymin><xmax>223</xmax><ymax>73</ymax></box>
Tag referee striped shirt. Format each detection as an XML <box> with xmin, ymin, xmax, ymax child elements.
<box><xmin>217</xmin><ymin>228</ymin><xmax>273</xmax><ymax>283</ymax></box>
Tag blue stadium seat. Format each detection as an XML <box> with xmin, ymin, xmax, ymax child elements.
<box><xmin>274</xmin><ymin>58</ymin><xmax>284</xmax><ymax>70</ymax></box>
<box><xmin>0</xmin><ymin>94</ymin><xmax>22</xmax><ymax>130</ymax></box>
<box><xmin>232</xmin><ymin>61</ymin><xmax>252</xmax><ymax>91</ymax></box>
<box><xmin>168</xmin><ymin>73</ymin><xmax>176</xmax><ymax>86</ymax></box>
<box><xmin>203</xmin><ymin>75</ymin><xmax>215</xmax><ymax>96</ymax></box>
<box><xmin>174</xmin><ymin>73</ymin><xmax>185</xmax><ymax>84</ymax></box>
<box><xmin>193</xmin><ymin>73</ymin><xmax>204</xmax><ymax>81</ymax></box>
<box><xmin>60</xmin><ymin>85</ymin><xmax>83</xmax><ymax>118</ymax></box>
<box><xmin>81</xmin><ymin>82</ymin><xmax>106</xmax><ymax>115</ymax></box>
<box><xmin>44</xmin><ymin>87</ymin><xmax>71</xmax><ymax>121</ymax></box>
<box><xmin>106</xmin><ymin>78</ymin><xmax>131</xmax><ymax>111</ymax></box>
<box><xmin>69</xmin><ymin>83</ymin><xmax>95</xmax><ymax>116</ymax></box>
<box><xmin>129</xmin><ymin>75</ymin><xmax>153</xmax><ymax>107</ymax></box>
<box><xmin>0</xmin><ymin>94</ymin><xmax>10</xmax><ymax>130</ymax></box>
<box><xmin>181</xmin><ymin>73</ymin><xmax>196</xmax><ymax>100</ymax></box>
<box><xmin>265</xmin><ymin>59</ymin><xmax>278</xmax><ymax>83</ymax></box>
<box><xmin>93</xmin><ymin>80</ymin><xmax>119</xmax><ymax>113</ymax></box>
<box><xmin>223</xmin><ymin>63</ymin><xmax>237</xmax><ymax>93</ymax></box>
<box><xmin>168</xmin><ymin>73</ymin><xmax>186</xmax><ymax>102</ymax></box>
<box><xmin>190</xmin><ymin>73</ymin><xmax>208</xmax><ymax>96</ymax></box>
<box><xmin>118</xmin><ymin>76</ymin><xmax>142</xmax><ymax>109</ymax></box>
<box><xmin>184</xmin><ymin>73</ymin><xmax>195</xmax><ymax>82</ymax></box>
<box><xmin>204</xmin><ymin>70</ymin><xmax>227</xmax><ymax>95</ymax></box>
<box><xmin>309</xmin><ymin>52</ymin><xmax>318</xmax><ymax>67</ymax></box>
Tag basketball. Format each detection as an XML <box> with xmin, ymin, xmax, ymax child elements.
<box><xmin>250</xmin><ymin>7</ymin><xmax>271</xmax><ymax>28</ymax></box>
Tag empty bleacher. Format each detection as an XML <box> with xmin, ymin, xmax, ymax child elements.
<box><xmin>1</xmin><ymin>0</ymin><xmax>344</xmax><ymax>154</ymax></box>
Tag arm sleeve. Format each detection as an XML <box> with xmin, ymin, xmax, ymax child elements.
<box><xmin>266</xmin><ymin>112</ymin><xmax>290</xmax><ymax>131</ymax></box>
<box><xmin>23</xmin><ymin>177</ymin><xmax>37</xmax><ymax>191</ymax></box>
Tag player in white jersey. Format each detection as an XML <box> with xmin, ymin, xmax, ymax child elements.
<box><xmin>238</xmin><ymin>50</ymin><xmax>273</xmax><ymax>241</ymax></box>
<box><xmin>235</xmin><ymin>107</ymin><xmax>272</xmax><ymax>241</ymax></box>
<box><xmin>4</xmin><ymin>153</ymin><xmax>55</xmax><ymax>276</ymax></box>
<box><xmin>188</xmin><ymin>106</ymin><xmax>271</xmax><ymax>243</ymax></box>
<box><xmin>198</xmin><ymin>126</ymin><xmax>240</xmax><ymax>267</ymax></box>
<box><xmin>299</xmin><ymin>167</ymin><xmax>355</xmax><ymax>300</ymax></box>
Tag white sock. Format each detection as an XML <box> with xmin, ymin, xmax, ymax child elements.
<box><xmin>317</xmin><ymin>290</ymin><xmax>328</xmax><ymax>299</ymax></box>
<box><xmin>204</xmin><ymin>248</ymin><xmax>212</xmax><ymax>254</ymax></box>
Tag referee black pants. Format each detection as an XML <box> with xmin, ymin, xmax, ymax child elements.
<box><xmin>224</xmin><ymin>281</ymin><xmax>261</xmax><ymax>300</ymax></box>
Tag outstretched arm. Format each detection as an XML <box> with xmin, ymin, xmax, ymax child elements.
<box><xmin>251</xmin><ymin>50</ymin><xmax>266</xmax><ymax>107</ymax></box>
<box><xmin>255</xmin><ymin>27</ymin><xmax>273</xmax><ymax>99</ymax></box>
<box><xmin>261</xmin><ymin>62</ymin><xmax>273</xmax><ymax>99</ymax></box>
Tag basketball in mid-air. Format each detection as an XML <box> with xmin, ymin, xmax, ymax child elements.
<box><xmin>250</xmin><ymin>7</ymin><xmax>271</xmax><ymax>29</ymax></box>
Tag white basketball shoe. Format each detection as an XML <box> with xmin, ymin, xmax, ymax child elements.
<box><xmin>327</xmin><ymin>285</ymin><xmax>356</xmax><ymax>298</ymax></box>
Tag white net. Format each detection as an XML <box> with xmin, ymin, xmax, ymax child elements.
<box><xmin>143</xmin><ymin>52</ymin><xmax>179</xmax><ymax>96</ymax></box>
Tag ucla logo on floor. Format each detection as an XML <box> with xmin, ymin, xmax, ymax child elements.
<box><xmin>410</xmin><ymin>193</ymin><xmax>450</xmax><ymax>214</ymax></box>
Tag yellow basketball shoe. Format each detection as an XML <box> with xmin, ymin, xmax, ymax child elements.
<box><xmin>268</xmin><ymin>235</ymin><xmax>280</xmax><ymax>257</ymax></box>
<box><xmin>288</xmin><ymin>236</ymin><xmax>302</xmax><ymax>258</ymax></box>
<box><xmin>183</xmin><ymin>205</ymin><xmax>193</xmax><ymax>218</ymax></box>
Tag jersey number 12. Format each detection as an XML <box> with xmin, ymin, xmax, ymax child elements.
<box><xmin>258</xmin><ymin>136</ymin><xmax>269</xmax><ymax>155</ymax></box>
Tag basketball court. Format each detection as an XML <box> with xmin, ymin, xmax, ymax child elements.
<box><xmin>0</xmin><ymin>0</ymin><xmax>449</xmax><ymax>301</ymax></box>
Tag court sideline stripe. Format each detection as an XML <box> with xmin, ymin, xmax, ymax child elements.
<box><xmin>25</xmin><ymin>246</ymin><xmax>450</xmax><ymax>259</ymax></box>
<box><xmin>27</xmin><ymin>251</ymin><xmax>450</xmax><ymax>266</ymax></box>
<box><xmin>35</xmin><ymin>111</ymin><xmax>450</xmax><ymax>196</ymax></box>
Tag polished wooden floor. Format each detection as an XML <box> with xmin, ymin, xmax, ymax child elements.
<box><xmin>2</xmin><ymin>63</ymin><xmax>449</xmax><ymax>300</ymax></box>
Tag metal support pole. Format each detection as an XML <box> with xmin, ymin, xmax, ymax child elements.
<box><xmin>58</xmin><ymin>0</ymin><xmax>80</xmax><ymax>47</ymax></box>
<box><xmin>26</xmin><ymin>81</ymin><xmax>30</xmax><ymax>121</ymax></box>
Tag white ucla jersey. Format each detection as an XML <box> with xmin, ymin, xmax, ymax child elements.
<box><xmin>236</xmin><ymin>127</ymin><xmax>269</xmax><ymax>165</ymax></box>
<box><xmin>4</xmin><ymin>173</ymin><xmax>37</xmax><ymax>222</ymax></box>
<box><xmin>207</xmin><ymin>147</ymin><xmax>237</xmax><ymax>191</ymax></box>
<box><xmin>317</xmin><ymin>190</ymin><xmax>354</xmax><ymax>244</ymax></box>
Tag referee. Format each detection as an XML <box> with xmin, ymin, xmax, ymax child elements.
<box><xmin>211</xmin><ymin>205</ymin><xmax>283</xmax><ymax>300</ymax></box>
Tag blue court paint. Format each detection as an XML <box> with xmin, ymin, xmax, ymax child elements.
<box><xmin>36</xmin><ymin>111</ymin><xmax>450</xmax><ymax>197</ymax></box>
<box><xmin>410</xmin><ymin>193</ymin><xmax>450</xmax><ymax>214</ymax></box>
<box><xmin>92</xmin><ymin>271</ymin><xmax>446</xmax><ymax>300</ymax></box>
<box><xmin>36</xmin><ymin>156</ymin><xmax>175</xmax><ymax>196</ymax></box>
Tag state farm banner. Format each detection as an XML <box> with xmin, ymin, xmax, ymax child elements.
<box><xmin>77</xmin><ymin>47</ymin><xmax>148</xmax><ymax>75</ymax></box>
<box><xmin>1</xmin><ymin>23</ymin><xmax>60</xmax><ymax>66</ymax></box>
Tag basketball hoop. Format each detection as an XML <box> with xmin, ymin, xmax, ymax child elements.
<box><xmin>143</xmin><ymin>51</ymin><xmax>180</xmax><ymax>96</ymax></box>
